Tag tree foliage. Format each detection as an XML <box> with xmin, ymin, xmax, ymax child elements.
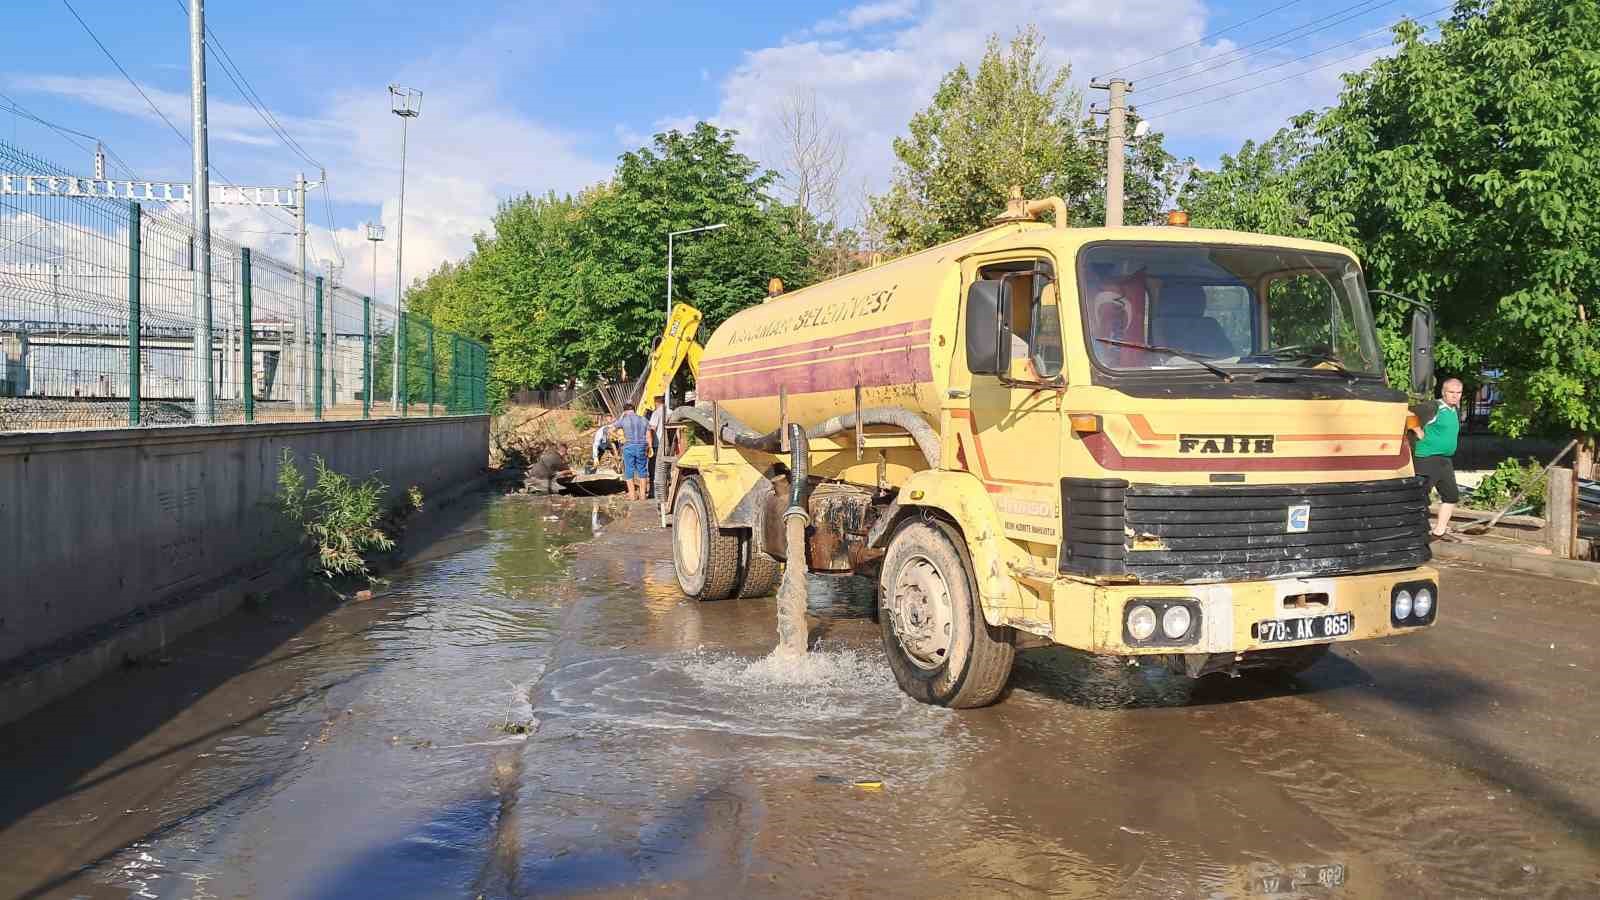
<box><xmin>406</xmin><ymin>124</ymin><xmax>811</xmax><ymax>394</ymax></box>
<box><xmin>871</xmin><ymin>27</ymin><xmax>1186</xmax><ymax>251</ymax></box>
<box><xmin>1182</xmin><ymin>1</ymin><xmax>1600</xmax><ymax>438</ymax></box>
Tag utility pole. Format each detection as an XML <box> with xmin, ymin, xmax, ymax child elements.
<box><xmin>1090</xmin><ymin>77</ymin><xmax>1131</xmax><ymax>228</ymax></box>
<box><xmin>188</xmin><ymin>0</ymin><xmax>214</xmax><ymax>423</ymax></box>
<box><xmin>294</xmin><ymin>171</ymin><xmax>308</xmax><ymax>409</ymax></box>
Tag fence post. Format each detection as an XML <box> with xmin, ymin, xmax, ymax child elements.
<box><xmin>241</xmin><ymin>248</ymin><xmax>254</xmax><ymax>423</ymax></box>
<box><xmin>127</xmin><ymin>201</ymin><xmax>142</xmax><ymax>426</ymax></box>
<box><xmin>398</xmin><ymin>313</ymin><xmax>408</xmax><ymax>417</ymax></box>
<box><xmin>426</xmin><ymin>320</ymin><xmax>435</xmax><ymax>415</ymax></box>
<box><xmin>313</xmin><ymin>276</ymin><xmax>324</xmax><ymax>421</ymax></box>
<box><xmin>474</xmin><ymin>341</ymin><xmax>485</xmax><ymax>413</ymax></box>
<box><xmin>362</xmin><ymin>296</ymin><xmax>372</xmax><ymax>420</ymax></box>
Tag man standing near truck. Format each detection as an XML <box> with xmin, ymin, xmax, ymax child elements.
<box><xmin>612</xmin><ymin>401</ymin><xmax>652</xmax><ymax>500</ymax></box>
<box><xmin>1412</xmin><ymin>378</ymin><xmax>1464</xmax><ymax>539</ymax></box>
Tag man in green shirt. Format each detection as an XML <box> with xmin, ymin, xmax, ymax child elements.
<box><xmin>1411</xmin><ymin>378</ymin><xmax>1464</xmax><ymax>539</ymax></box>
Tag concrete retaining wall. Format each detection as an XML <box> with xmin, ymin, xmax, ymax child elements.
<box><xmin>0</xmin><ymin>416</ymin><xmax>488</xmax><ymax>666</ymax></box>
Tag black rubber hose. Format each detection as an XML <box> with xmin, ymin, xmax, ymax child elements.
<box><xmin>668</xmin><ymin>404</ymin><xmax>941</xmax><ymax>469</ymax></box>
<box><xmin>786</xmin><ymin>422</ymin><xmax>809</xmax><ymax>518</ymax></box>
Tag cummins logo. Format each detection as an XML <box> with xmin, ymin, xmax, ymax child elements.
<box><xmin>1177</xmin><ymin>434</ymin><xmax>1276</xmax><ymax>454</ymax></box>
<box><xmin>1286</xmin><ymin>504</ymin><xmax>1311</xmax><ymax>533</ymax></box>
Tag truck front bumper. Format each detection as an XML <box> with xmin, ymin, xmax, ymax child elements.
<box><xmin>1052</xmin><ymin>566</ymin><xmax>1440</xmax><ymax>656</ymax></box>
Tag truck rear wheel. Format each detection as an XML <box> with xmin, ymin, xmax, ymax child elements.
<box><xmin>878</xmin><ymin>520</ymin><xmax>1015</xmax><ymax>708</ymax></box>
<box><xmin>737</xmin><ymin>539</ymin><xmax>781</xmax><ymax>598</ymax></box>
<box><xmin>672</xmin><ymin>475</ymin><xmax>740</xmax><ymax>601</ymax></box>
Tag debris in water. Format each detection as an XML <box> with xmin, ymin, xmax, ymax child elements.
<box><xmin>815</xmin><ymin>774</ymin><xmax>885</xmax><ymax>791</ymax></box>
<box><xmin>1120</xmin><ymin>826</ymin><xmax>1148</xmax><ymax>835</ymax></box>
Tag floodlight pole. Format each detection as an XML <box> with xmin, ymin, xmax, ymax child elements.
<box><xmin>389</xmin><ymin>85</ymin><xmax>421</xmax><ymax>412</ymax></box>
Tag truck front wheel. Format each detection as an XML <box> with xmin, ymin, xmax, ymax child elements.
<box><xmin>878</xmin><ymin>520</ymin><xmax>1015</xmax><ymax>708</ymax></box>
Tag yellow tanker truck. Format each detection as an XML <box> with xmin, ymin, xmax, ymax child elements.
<box><xmin>654</xmin><ymin>193</ymin><xmax>1440</xmax><ymax>708</ymax></box>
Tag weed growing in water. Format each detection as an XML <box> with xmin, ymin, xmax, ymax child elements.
<box><xmin>276</xmin><ymin>449</ymin><xmax>397</xmax><ymax>585</ymax></box>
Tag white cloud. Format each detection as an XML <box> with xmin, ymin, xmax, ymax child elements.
<box><xmin>808</xmin><ymin>0</ymin><xmax>921</xmax><ymax>36</ymax></box>
<box><xmin>705</xmin><ymin>0</ymin><xmax>1405</xmax><ymax>214</ymax></box>
<box><xmin>9</xmin><ymin>71</ymin><xmax>611</xmax><ymax>308</ymax></box>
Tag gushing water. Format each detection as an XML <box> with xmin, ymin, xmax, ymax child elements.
<box><xmin>773</xmin><ymin>513</ymin><xmax>809</xmax><ymax>656</ymax></box>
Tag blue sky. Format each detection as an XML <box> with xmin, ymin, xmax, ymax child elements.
<box><xmin>3</xmin><ymin>1</ymin><xmax>1443</xmax><ymax>303</ymax></box>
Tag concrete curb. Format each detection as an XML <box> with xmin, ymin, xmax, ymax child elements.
<box><xmin>0</xmin><ymin>474</ymin><xmax>492</xmax><ymax>728</ymax></box>
<box><xmin>1431</xmin><ymin>540</ymin><xmax>1600</xmax><ymax>586</ymax></box>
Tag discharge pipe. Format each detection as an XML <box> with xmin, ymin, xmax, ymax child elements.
<box><xmin>774</xmin><ymin>422</ymin><xmax>810</xmax><ymax>657</ymax></box>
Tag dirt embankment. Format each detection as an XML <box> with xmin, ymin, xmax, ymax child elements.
<box><xmin>490</xmin><ymin>404</ymin><xmax>602</xmax><ymax>470</ymax></box>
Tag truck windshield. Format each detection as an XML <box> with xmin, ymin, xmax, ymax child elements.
<box><xmin>1079</xmin><ymin>243</ymin><xmax>1384</xmax><ymax>378</ymax></box>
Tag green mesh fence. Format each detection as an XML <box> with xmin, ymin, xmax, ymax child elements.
<box><xmin>0</xmin><ymin>139</ymin><xmax>486</xmax><ymax>431</ymax></box>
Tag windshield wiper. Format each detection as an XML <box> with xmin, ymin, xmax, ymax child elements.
<box><xmin>1095</xmin><ymin>338</ymin><xmax>1234</xmax><ymax>382</ymax></box>
<box><xmin>1254</xmin><ymin>346</ymin><xmax>1357</xmax><ymax>377</ymax></box>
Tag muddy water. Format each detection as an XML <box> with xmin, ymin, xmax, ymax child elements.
<box><xmin>2</xmin><ymin>494</ymin><xmax>1597</xmax><ymax>898</ymax></box>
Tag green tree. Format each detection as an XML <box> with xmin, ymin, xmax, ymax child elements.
<box><xmin>1312</xmin><ymin>2</ymin><xmax>1599</xmax><ymax>439</ymax></box>
<box><xmin>1181</xmin><ymin>1</ymin><xmax>1600</xmax><ymax>443</ymax></box>
<box><xmin>402</xmin><ymin>124</ymin><xmax>812</xmax><ymax>393</ymax></box>
<box><xmin>871</xmin><ymin>27</ymin><xmax>1185</xmax><ymax>252</ymax></box>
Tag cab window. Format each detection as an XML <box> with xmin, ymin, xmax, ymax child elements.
<box><xmin>975</xmin><ymin>259</ymin><xmax>1063</xmax><ymax>380</ymax></box>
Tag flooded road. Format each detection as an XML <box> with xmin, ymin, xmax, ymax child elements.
<box><xmin>2</xmin><ymin>494</ymin><xmax>1597</xmax><ymax>898</ymax></box>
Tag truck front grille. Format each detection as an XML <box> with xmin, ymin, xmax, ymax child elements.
<box><xmin>1060</xmin><ymin>477</ymin><xmax>1432</xmax><ymax>584</ymax></box>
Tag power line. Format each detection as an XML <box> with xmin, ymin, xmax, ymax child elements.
<box><xmin>319</xmin><ymin>182</ymin><xmax>346</xmax><ymax>266</ymax></box>
<box><xmin>60</xmin><ymin>0</ymin><xmax>301</xmax><ymax>233</ymax></box>
<box><xmin>1152</xmin><ymin>19</ymin><xmax>1442</xmax><ymax>119</ymax></box>
<box><xmin>172</xmin><ymin>0</ymin><xmax>323</xmax><ymax>171</ymax></box>
<box><xmin>60</xmin><ymin>0</ymin><xmax>191</xmax><ymax>150</ymax></box>
<box><xmin>1132</xmin><ymin>0</ymin><xmax>1404</xmax><ymax>90</ymax></box>
<box><xmin>0</xmin><ymin>92</ymin><xmax>143</xmax><ymax>180</ymax></box>
<box><xmin>1102</xmin><ymin>0</ymin><xmax>1316</xmax><ymax>77</ymax></box>
<box><xmin>1139</xmin><ymin>7</ymin><xmax>1451</xmax><ymax>109</ymax></box>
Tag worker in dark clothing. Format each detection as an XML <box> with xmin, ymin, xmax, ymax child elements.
<box><xmin>1411</xmin><ymin>378</ymin><xmax>1464</xmax><ymax>539</ymax></box>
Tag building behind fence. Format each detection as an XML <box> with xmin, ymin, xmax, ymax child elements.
<box><xmin>0</xmin><ymin>140</ymin><xmax>486</xmax><ymax>432</ymax></box>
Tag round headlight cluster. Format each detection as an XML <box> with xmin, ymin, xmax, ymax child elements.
<box><xmin>1393</xmin><ymin>589</ymin><xmax>1413</xmax><ymax>621</ymax></box>
<box><xmin>1128</xmin><ymin>604</ymin><xmax>1158</xmax><ymax>641</ymax></box>
<box><xmin>1162</xmin><ymin>604</ymin><xmax>1192</xmax><ymax>639</ymax></box>
<box><xmin>1413</xmin><ymin>586</ymin><xmax>1434</xmax><ymax>619</ymax></box>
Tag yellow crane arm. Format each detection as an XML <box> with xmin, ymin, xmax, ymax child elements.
<box><xmin>637</xmin><ymin>302</ymin><xmax>704</xmax><ymax>417</ymax></box>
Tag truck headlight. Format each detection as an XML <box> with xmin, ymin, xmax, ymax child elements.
<box><xmin>1413</xmin><ymin>586</ymin><xmax>1433</xmax><ymax>619</ymax></box>
<box><xmin>1127</xmin><ymin>604</ymin><xmax>1157</xmax><ymax>641</ymax></box>
<box><xmin>1162</xmin><ymin>604</ymin><xmax>1192</xmax><ymax>639</ymax></box>
<box><xmin>1393</xmin><ymin>589</ymin><xmax>1413</xmax><ymax>620</ymax></box>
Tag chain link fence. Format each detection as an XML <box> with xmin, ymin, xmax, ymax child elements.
<box><xmin>0</xmin><ymin>139</ymin><xmax>487</xmax><ymax>432</ymax></box>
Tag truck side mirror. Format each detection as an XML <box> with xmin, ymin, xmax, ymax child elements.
<box><xmin>1410</xmin><ymin>306</ymin><xmax>1434</xmax><ymax>395</ymax></box>
<box><xmin>965</xmin><ymin>279</ymin><xmax>1006</xmax><ymax>375</ymax></box>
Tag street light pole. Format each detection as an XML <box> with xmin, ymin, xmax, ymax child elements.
<box><xmin>388</xmin><ymin>85</ymin><xmax>421</xmax><ymax>412</ymax></box>
<box><xmin>665</xmin><ymin>222</ymin><xmax>727</xmax><ymax>324</ymax></box>
<box><xmin>365</xmin><ymin>222</ymin><xmax>384</xmax><ymax>411</ymax></box>
<box><xmin>658</xmin><ymin>222</ymin><xmax>727</xmax><ymax>496</ymax></box>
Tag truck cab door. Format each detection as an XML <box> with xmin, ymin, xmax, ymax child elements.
<box><xmin>952</xmin><ymin>257</ymin><xmax>1065</xmax><ymax>552</ymax></box>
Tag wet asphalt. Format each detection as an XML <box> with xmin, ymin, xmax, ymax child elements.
<box><xmin>0</xmin><ymin>493</ymin><xmax>1597</xmax><ymax>899</ymax></box>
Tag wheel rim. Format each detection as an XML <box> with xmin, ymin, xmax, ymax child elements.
<box><xmin>677</xmin><ymin>498</ymin><xmax>704</xmax><ymax>578</ymax></box>
<box><xmin>887</xmin><ymin>555</ymin><xmax>955</xmax><ymax>670</ymax></box>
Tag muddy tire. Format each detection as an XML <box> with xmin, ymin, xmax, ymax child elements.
<box><xmin>878</xmin><ymin>520</ymin><xmax>1015</xmax><ymax>708</ymax></box>
<box><xmin>736</xmin><ymin>540</ymin><xmax>781</xmax><ymax>598</ymax></box>
<box><xmin>673</xmin><ymin>475</ymin><xmax>741</xmax><ymax>601</ymax></box>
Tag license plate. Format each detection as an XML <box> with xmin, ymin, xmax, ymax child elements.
<box><xmin>1252</xmin><ymin>612</ymin><xmax>1353</xmax><ymax>644</ymax></box>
